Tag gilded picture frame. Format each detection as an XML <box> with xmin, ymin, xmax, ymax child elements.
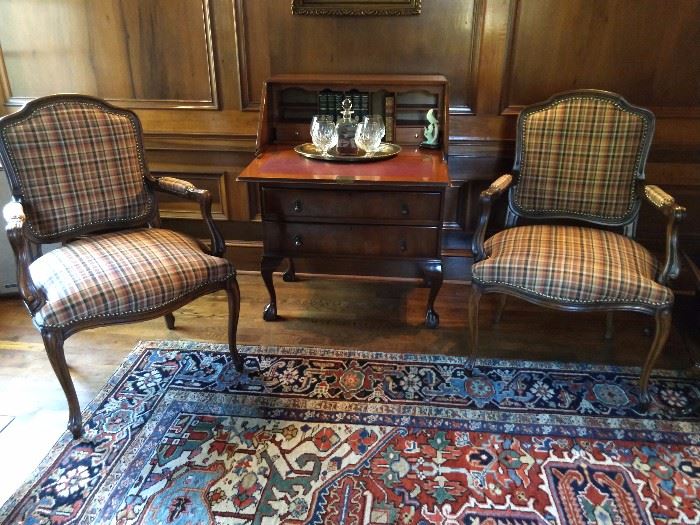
<box><xmin>291</xmin><ymin>0</ymin><xmax>421</xmax><ymax>16</ymax></box>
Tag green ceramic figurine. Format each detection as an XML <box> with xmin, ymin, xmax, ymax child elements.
<box><xmin>421</xmin><ymin>108</ymin><xmax>439</xmax><ymax>148</ymax></box>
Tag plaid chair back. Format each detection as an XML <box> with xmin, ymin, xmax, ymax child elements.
<box><xmin>0</xmin><ymin>97</ymin><xmax>154</xmax><ymax>241</ymax></box>
<box><xmin>511</xmin><ymin>91</ymin><xmax>654</xmax><ymax>224</ymax></box>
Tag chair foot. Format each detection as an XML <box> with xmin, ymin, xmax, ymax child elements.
<box><xmin>69</xmin><ymin>413</ymin><xmax>83</xmax><ymax>439</ymax></box>
<box><xmin>230</xmin><ymin>346</ymin><xmax>244</xmax><ymax>373</ymax></box>
<box><xmin>425</xmin><ymin>309</ymin><xmax>439</xmax><ymax>329</ymax></box>
<box><xmin>164</xmin><ymin>312</ymin><xmax>175</xmax><ymax>330</ymax></box>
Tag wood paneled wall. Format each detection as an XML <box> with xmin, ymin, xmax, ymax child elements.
<box><xmin>1</xmin><ymin>0</ymin><xmax>698</xmax><ymax>279</ymax></box>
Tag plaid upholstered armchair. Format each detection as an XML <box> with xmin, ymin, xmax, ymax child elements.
<box><xmin>0</xmin><ymin>95</ymin><xmax>244</xmax><ymax>438</ymax></box>
<box><xmin>470</xmin><ymin>90</ymin><xmax>686</xmax><ymax>405</ymax></box>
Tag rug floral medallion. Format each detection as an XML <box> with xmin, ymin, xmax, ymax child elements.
<box><xmin>1</xmin><ymin>341</ymin><xmax>699</xmax><ymax>524</ymax></box>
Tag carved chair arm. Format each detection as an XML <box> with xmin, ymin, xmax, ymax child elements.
<box><xmin>151</xmin><ymin>176</ymin><xmax>226</xmax><ymax>258</ymax></box>
<box><xmin>472</xmin><ymin>174</ymin><xmax>513</xmax><ymax>262</ymax></box>
<box><xmin>154</xmin><ymin>176</ymin><xmax>196</xmax><ymax>196</ymax></box>
<box><xmin>3</xmin><ymin>200</ymin><xmax>43</xmax><ymax>311</ymax></box>
<box><xmin>643</xmin><ymin>184</ymin><xmax>687</xmax><ymax>285</ymax></box>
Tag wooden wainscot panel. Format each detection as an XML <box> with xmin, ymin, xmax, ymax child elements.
<box><xmin>145</xmin><ymin>147</ymin><xmax>256</xmax><ymax>223</ymax></box>
<box><xmin>151</xmin><ymin>169</ymin><xmax>228</xmax><ymax>220</ymax></box>
<box><xmin>0</xmin><ymin>0</ymin><xmax>218</xmax><ymax>109</ymax></box>
<box><xmin>501</xmin><ymin>0</ymin><xmax>700</xmax><ymax>117</ymax></box>
<box><xmin>234</xmin><ymin>0</ymin><xmax>482</xmax><ymax>113</ymax></box>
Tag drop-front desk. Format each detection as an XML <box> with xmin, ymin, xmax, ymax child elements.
<box><xmin>238</xmin><ymin>74</ymin><xmax>449</xmax><ymax>328</ymax></box>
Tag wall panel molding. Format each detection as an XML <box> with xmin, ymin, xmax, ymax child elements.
<box><xmin>233</xmin><ymin>0</ymin><xmax>261</xmax><ymax>112</ymax></box>
<box><xmin>234</xmin><ymin>0</ymin><xmax>481</xmax><ymax>114</ymax></box>
<box><xmin>152</xmin><ymin>168</ymin><xmax>229</xmax><ymax>220</ymax></box>
<box><xmin>0</xmin><ymin>0</ymin><xmax>219</xmax><ymax>110</ymax></box>
<box><xmin>499</xmin><ymin>0</ymin><xmax>700</xmax><ymax>119</ymax></box>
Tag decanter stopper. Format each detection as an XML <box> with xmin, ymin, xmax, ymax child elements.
<box><xmin>336</xmin><ymin>97</ymin><xmax>358</xmax><ymax>156</ymax></box>
<box><xmin>340</xmin><ymin>97</ymin><xmax>354</xmax><ymax>120</ymax></box>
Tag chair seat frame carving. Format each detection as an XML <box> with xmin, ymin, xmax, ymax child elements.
<box><xmin>470</xmin><ymin>89</ymin><xmax>686</xmax><ymax>405</ymax></box>
<box><xmin>0</xmin><ymin>94</ymin><xmax>244</xmax><ymax>438</ymax></box>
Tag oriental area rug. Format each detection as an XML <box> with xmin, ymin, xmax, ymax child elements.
<box><xmin>1</xmin><ymin>341</ymin><xmax>699</xmax><ymax>524</ymax></box>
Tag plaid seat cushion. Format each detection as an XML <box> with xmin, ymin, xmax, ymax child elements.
<box><xmin>0</xmin><ymin>101</ymin><xmax>152</xmax><ymax>239</ymax></box>
<box><xmin>29</xmin><ymin>228</ymin><xmax>235</xmax><ymax>328</ymax></box>
<box><xmin>513</xmin><ymin>96</ymin><xmax>648</xmax><ymax>220</ymax></box>
<box><xmin>472</xmin><ymin>225</ymin><xmax>671</xmax><ymax>306</ymax></box>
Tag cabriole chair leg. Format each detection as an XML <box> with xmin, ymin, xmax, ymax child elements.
<box><xmin>639</xmin><ymin>307</ymin><xmax>672</xmax><ymax>407</ymax></box>
<box><xmin>226</xmin><ymin>277</ymin><xmax>244</xmax><ymax>372</ymax></box>
<box><xmin>604</xmin><ymin>311</ymin><xmax>614</xmax><ymax>340</ymax></box>
<box><xmin>467</xmin><ymin>286</ymin><xmax>482</xmax><ymax>365</ymax></box>
<box><xmin>42</xmin><ymin>329</ymin><xmax>82</xmax><ymax>438</ymax></box>
<box><xmin>493</xmin><ymin>294</ymin><xmax>507</xmax><ymax>325</ymax></box>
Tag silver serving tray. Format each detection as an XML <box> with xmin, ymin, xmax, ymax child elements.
<box><xmin>294</xmin><ymin>142</ymin><xmax>401</xmax><ymax>162</ymax></box>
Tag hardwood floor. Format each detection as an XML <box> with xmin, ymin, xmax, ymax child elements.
<box><xmin>0</xmin><ymin>271</ymin><xmax>693</xmax><ymax>507</ymax></box>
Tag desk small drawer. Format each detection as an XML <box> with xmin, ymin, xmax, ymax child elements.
<box><xmin>395</xmin><ymin>126</ymin><xmax>425</xmax><ymax>145</ymax></box>
<box><xmin>262</xmin><ymin>188</ymin><xmax>441</xmax><ymax>222</ymax></box>
<box><xmin>274</xmin><ymin>124</ymin><xmax>307</xmax><ymax>143</ymax></box>
<box><xmin>264</xmin><ymin>223</ymin><xmax>439</xmax><ymax>258</ymax></box>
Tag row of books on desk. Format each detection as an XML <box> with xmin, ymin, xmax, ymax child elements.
<box><xmin>318</xmin><ymin>90</ymin><xmax>370</xmax><ymax>120</ymax></box>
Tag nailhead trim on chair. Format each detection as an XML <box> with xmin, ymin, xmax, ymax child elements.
<box><xmin>514</xmin><ymin>96</ymin><xmax>649</xmax><ymax>220</ymax></box>
<box><xmin>472</xmin><ymin>224</ymin><xmax>672</xmax><ymax>307</ymax></box>
<box><xmin>1</xmin><ymin>101</ymin><xmax>153</xmax><ymax>239</ymax></box>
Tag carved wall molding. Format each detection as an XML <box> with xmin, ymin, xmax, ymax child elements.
<box><xmin>498</xmin><ymin>0</ymin><xmax>700</xmax><ymax>119</ymax></box>
<box><xmin>0</xmin><ymin>0</ymin><xmax>219</xmax><ymax>111</ymax></box>
<box><xmin>235</xmin><ymin>0</ymin><xmax>481</xmax><ymax>114</ymax></box>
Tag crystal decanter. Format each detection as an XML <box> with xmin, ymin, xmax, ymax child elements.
<box><xmin>335</xmin><ymin>97</ymin><xmax>359</xmax><ymax>155</ymax></box>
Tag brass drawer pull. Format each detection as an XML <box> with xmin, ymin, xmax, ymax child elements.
<box><xmin>399</xmin><ymin>240</ymin><xmax>407</xmax><ymax>252</ymax></box>
<box><xmin>401</xmin><ymin>204</ymin><xmax>409</xmax><ymax>216</ymax></box>
<box><xmin>294</xmin><ymin>235</ymin><xmax>303</xmax><ymax>247</ymax></box>
<box><xmin>293</xmin><ymin>200</ymin><xmax>303</xmax><ymax>212</ymax></box>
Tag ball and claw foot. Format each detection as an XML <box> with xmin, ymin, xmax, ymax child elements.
<box><xmin>282</xmin><ymin>270</ymin><xmax>296</xmax><ymax>282</ymax></box>
<box><xmin>263</xmin><ymin>303</ymin><xmax>278</xmax><ymax>322</ymax></box>
<box><xmin>425</xmin><ymin>309</ymin><xmax>439</xmax><ymax>329</ymax></box>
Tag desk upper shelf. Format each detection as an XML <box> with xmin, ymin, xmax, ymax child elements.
<box><xmin>253</xmin><ymin>74</ymin><xmax>450</xmax><ymax>160</ymax></box>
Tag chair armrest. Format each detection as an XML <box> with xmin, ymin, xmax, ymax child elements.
<box><xmin>154</xmin><ymin>176</ymin><xmax>197</xmax><ymax>196</ymax></box>
<box><xmin>472</xmin><ymin>174</ymin><xmax>513</xmax><ymax>261</ymax></box>
<box><xmin>644</xmin><ymin>184</ymin><xmax>687</xmax><ymax>284</ymax></box>
<box><xmin>152</xmin><ymin>177</ymin><xmax>226</xmax><ymax>258</ymax></box>
<box><xmin>3</xmin><ymin>200</ymin><xmax>43</xmax><ymax>310</ymax></box>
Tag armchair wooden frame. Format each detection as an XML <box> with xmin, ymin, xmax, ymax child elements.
<box><xmin>0</xmin><ymin>94</ymin><xmax>243</xmax><ymax>439</ymax></box>
<box><xmin>469</xmin><ymin>90</ymin><xmax>686</xmax><ymax>405</ymax></box>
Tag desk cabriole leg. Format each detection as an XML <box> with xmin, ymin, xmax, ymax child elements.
<box><xmin>283</xmin><ymin>258</ymin><xmax>297</xmax><ymax>282</ymax></box>
<box><xmin>261</xmin><ymin>255</ymin><xmax>283</xmax><ymax>321</ymax></box>
<box><xmin>422</xmin><ymin>260</ymin><xmax>443</xmax><ymax>329</ymax></box>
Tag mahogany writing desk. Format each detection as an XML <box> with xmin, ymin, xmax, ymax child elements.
<box><xmin>238</xmin><ymin>74</ymin><xmax>450</xmax><ymax>327</ymax></box>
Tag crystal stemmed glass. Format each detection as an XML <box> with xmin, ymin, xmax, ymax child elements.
<box><xmin>312</xmin><ymin>119</ymin><xmax>338</xmax><ymax>157</ymax></box>
<box><xmin>354</xmin><ymin>122</ymin><xmax>369</xmax><ymax>155</ymax></box>
<box><xmin>310</xmin><ymin>115</ymin><xmax>333</xmax><ymax>147</ymax></box>
<box><xmin>311</xmin><ymin>115</ymin><xmax>333</xmax><ymax>137</ymax></box>
<box><xmin>360</xmin><ymin>115</ymin><xmax>385</xmax><ymax>156</ymax></box>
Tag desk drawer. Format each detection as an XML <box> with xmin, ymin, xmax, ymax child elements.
<box><xmin>264</xmin><ymin>223</ymin><xmax>439</xmax><ymax>258</ymax></box>
<box><xmin>262</xmin><ymin>188</ymin><xmax>441</xmax><ymax>222</ymax></box>
<box><xmin>395</xmin><ymin>126</ymin><xmax>425</xmax><ymax>145</ymax></box>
